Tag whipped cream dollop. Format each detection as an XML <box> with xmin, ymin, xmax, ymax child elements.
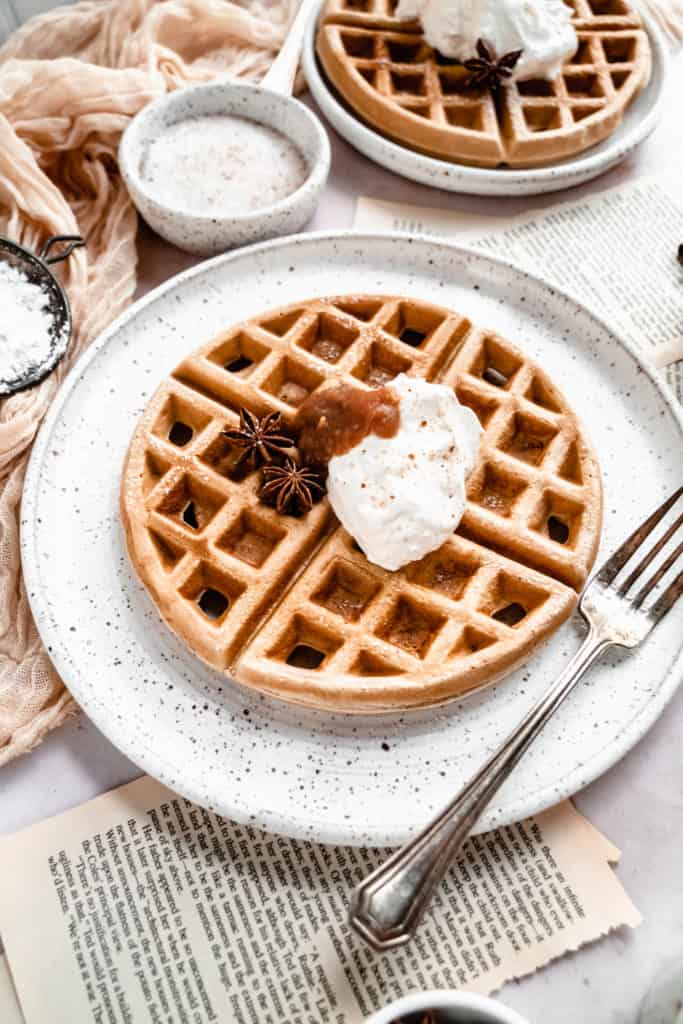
<box><xmin>326</xmin><ymin>375</ymin><xmax>482</xmax><ymax>571</ymax></box>
<box><xmin>396</xmin><ymin>0</ymin><xmax>578</xmax><ymax>82</ymax></box>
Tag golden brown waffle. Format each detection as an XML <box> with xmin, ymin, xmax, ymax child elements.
<box><xmin>120</xmin><ymin>295</ymin><xmax>602</xmax><ymax>713</ymax></box>
<box><xmin>322</xmin><ymin>0</ymin><xmax>418</xmax><ymax>31</ymax></box>
<box><xmin>316</xmin><ymin>0</ymin><xmax>651</xmax><ymax>168</ymax></box>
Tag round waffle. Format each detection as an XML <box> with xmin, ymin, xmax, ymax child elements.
<box><xmin>120</xmin><ymin>295</ymin><xmax>602</xmax><ymax>712</ymax></box>
<box><xmin>316</xmin><ymin>0</ymin><xmax>651</xmax><ymax>168</ymax></box>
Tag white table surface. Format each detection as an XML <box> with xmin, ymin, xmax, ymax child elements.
<box><xmin>2</xmin><ymin>52</ymin><xmax>682</xmax><ymax>1024</ymax></box>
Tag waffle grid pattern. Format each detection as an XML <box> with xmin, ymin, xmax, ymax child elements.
<box><xmin>121</xmin><ymin>296</ymin><xmax>602</xmax><ymax>710</ymax></box>
<box><xmin>316</xmin><ymin>0</ymin><xmax>650</xmax><ymax>168</ymax></box>
<box><xmin>323</xmin><ymin>0</ymin><xmax>642</xmax><ymax>33</ymax></box>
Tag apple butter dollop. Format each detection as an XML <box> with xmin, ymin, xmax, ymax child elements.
<box><xmin>296</xmin><ymin>382</ymin><xmax>400</xmax><ymax>465</ymax></box>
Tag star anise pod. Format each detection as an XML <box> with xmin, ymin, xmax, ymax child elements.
<box><xmin>259</xmin><ymin>458</ymin><xmax>326</xmax><ymax>516</ymax></box>
<box><xmin>464</xmin><ymin>38</ymin><xmax>523</xmax><ymax>94</ymax></box>
<box><xmin>223</xmin><ymin>408</ymin><xmax>292</xmax><ymax>469</ymax></box>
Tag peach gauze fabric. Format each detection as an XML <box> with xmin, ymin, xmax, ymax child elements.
<box><xmin>0</xmin><ymin>0</ymin><xmax>296</xmax><ymax>767</ymax></box>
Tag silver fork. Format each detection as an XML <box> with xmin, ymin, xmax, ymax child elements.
<box><xmin>350</xmin><ymin>486</ymin><xmax>683</xmax><ymax>951</ymax></box>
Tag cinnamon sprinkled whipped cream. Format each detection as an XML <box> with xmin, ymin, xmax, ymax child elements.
<box><xmin>326</xmin><ymin>375</ymin><xmax>482</xmax><ymax>571</ymax></box>
<box><xmin>396</xmin><ymin>0</ymin><xmax>578</xmax><ymax>82</ymax></box>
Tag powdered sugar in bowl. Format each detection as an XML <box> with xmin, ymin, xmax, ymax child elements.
<box><xmin>120</xmin><ymin>0</ymin><xmax>330</xmax><ymax>256</ymax></box>
<box><xmin>0</xmin><ymin>235</ymin><xmax>84</xmax><ymax>397</ymax></box>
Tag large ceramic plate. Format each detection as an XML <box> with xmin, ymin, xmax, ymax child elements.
<box><xmin>22</xmin><ymin>233</ymin><xmax>683</xmax><ymax>846</ymax></box>
<box><xmin>303</xmin><ymin>5</ymin><xmax>669</xmax><ymax>196</ymax></box>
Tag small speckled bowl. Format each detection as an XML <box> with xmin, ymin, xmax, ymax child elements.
<box><xmin>119</xmin><ymin>81</ymin><xmax>330</xmax><ymax>256</ymax></box>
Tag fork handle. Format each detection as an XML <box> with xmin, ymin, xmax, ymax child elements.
<box><xmin>349</xmin><ymin>628</ymin><xmax>612</xmax><ymax>951</ymax></box>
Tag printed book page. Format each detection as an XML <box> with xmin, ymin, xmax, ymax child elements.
<box><xmin>355</xmin><ymin>174</ymin><xmax>683</xmax><ymax>402</ymax></box>
<box><xmin>0</xmin><ymin>776</ymin><xmax>640</xmax><ymax>1024</ymax></box>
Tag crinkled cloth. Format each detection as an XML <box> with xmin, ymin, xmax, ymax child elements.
<box><xmin>0</xmin><ymin>0</ymin><xmax>296</xmax><ymax>767</ymax></box>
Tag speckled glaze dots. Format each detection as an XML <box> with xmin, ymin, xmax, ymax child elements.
<box><xmin>120</xmin><ymin>82</ymin><xmax>330</xmax><ymax>255</ymax></box>
<box><xmin>21</xmin><ymin>233</ymin><xmax>683</xmax><ymax>846</ymax></box>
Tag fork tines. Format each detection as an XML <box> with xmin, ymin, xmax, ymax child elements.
<box><xmin>597</xmin><ymin>486</ymin><xmax>683</xmax><ymax>619</ymax></box>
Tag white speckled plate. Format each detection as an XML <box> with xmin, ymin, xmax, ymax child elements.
<box><xmin>22</xmin><ymin>233</ymin><xmax>683</xmax><ymax>846</ymax></box>
<box><xmin>302</xmin><ymin>6</ymin><xmax>669</xmax><ymax>196</ymax></box>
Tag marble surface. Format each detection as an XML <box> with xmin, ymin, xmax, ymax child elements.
<box><xmin>2</xmin><ymin>52</ymin><xmax>682</xmax><ymax>1024</ymax></box>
